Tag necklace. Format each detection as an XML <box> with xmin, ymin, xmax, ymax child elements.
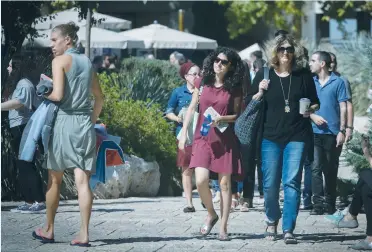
<box><xmin>278</xmin><ymin>75</ymin><xmax>292</xmax><ymax>113</ymax></box>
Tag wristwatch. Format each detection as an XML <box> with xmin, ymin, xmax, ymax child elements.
<box><xmin>340</xmin><ymin>129</ymin><xmax>346</xmax><ymax>135</ymax></box>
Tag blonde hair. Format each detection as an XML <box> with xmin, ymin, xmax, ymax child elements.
<box><xmin>267</xmin><ymin>34</ymin><xmax>307</xmax><ymax>71</ymax></box>
<box><xmin>52</xmin><ymin>21</ymin><xmax>80</xmax><ymax>46</ymax></box>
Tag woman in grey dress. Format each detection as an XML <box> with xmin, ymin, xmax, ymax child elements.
<box><xmin>32</xmin><ymin>22</ymin><xmax>104</xmax><ymax>247</ymax></box>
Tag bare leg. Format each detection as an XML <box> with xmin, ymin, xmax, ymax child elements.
<box><xmin>182</xmin><ymin>168</ymin><xmax>194</xmax><ymax>207</ymax></box>
<box><xmin>72</xmin><ymin>168</ymin><xmax>93</xmax><ymax>244</ymax></box>
<box><xmin>39</xmin><ymin>170</ymin><xmax>64</xmax><ymax>238</ymax></box>
<box><xmin>219</xmin><ymin>173</ymin><xmax>232</xmax><ymax>236</ymax></box>
<box><xmin>195</xmin><ymin>167</ymin><xmax>218</xmax><ymax>232</ymax></box>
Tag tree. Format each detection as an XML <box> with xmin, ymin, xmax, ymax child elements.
<box><xmin>1</xmin><ymin>1</ymin><xmax>101</xmax><ymax>95</ymax></box>
<box><xmin>218</xmin><ymin>0</ymin><xmax>372</xmax><ymax>39</ymax></box>
<box><xmin>1</xmin><ymin>1</ymin><xmax>98</xmax><ymax>200</ymax></box>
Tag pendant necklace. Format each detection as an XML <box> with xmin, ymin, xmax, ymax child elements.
<box><xmin>278</xmin><ymin>74</ymin><xmax>292</xmax><ymax>113</ymax></box>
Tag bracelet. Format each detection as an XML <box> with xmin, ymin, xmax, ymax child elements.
<box><xmin>340</xmin><ymin>129</ymin><xmax>346</xmax><ymax>135</ymax></box>
<box><xmin>346</xmin><ymin>126</ymin><xmax>354</xmax><ymax>130</ymax></box>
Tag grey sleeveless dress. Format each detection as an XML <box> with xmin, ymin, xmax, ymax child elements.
<box><xmin>46</xmin><ymin>48</ymin><xmax>96</xmax><ymax>173</ymax></box>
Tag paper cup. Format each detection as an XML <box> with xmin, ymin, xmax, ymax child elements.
<box><xmin>299</xmin><ymin>98</ymin><xmax>311</xmax><ymax>114</ymax></box>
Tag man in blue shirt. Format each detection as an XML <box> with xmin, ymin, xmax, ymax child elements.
<box><xmin>309</xmin><ymin>51</ymin><xmax>348</xmax><ymax>215</ymax></box>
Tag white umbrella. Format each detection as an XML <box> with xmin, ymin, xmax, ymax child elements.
<box><xmin>23</xmin><ymin>27</ymin><xmax>145</xmax><ymax>49</ymax></box>
<box><xmin>119</xmin><ymin>22</ymin><xmax>218</xmax><ymax>50</ymax></box>
<box><xmin>34</xmin><ymin>8</ymin><xmax>131</xmax><ymax>30</ymax></box>
<box><xmin>239</xmin><ymin>43</ymin><xmax>262</xmax><ymax>60</ymax></box>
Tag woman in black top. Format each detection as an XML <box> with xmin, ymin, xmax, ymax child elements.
<box><xmin>247</xmin><ymin>34</ymin><xmax>319</xmax><ymax>244</ymax></box>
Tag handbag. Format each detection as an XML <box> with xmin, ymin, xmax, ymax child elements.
<box><xmin>176</xmin><ymin>78</ymin><xmax>204</xmax><ymax>145</ymax></box>
<box><xmin>234</xmin><ymin>67</ymin><xmax>269</xmax><ymax>146</ymax></box>
<box><xmin>176</xmin><ymin>107</ymin><xmax>198</xmax><ymax>145</ymax></box>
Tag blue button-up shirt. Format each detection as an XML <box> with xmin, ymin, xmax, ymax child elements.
<box><xmin>165</xmin><ymin>84</ymin><xmax>193</xmax><ymax>136</ymax></box>
<box><xmin>312</xmin><ymin>72</ymin><xmax>348</xmax><ymax>135</ymax></box>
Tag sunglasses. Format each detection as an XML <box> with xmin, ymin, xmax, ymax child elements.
<box><xmin>277</xmin><ymin>46</ymin><xmax>295</xmax><ymax>54</ymax></box>
<box><xmin>214</xmin><ymin>57</ymin><xmax>230</xmax><ymax>66</ymax></box>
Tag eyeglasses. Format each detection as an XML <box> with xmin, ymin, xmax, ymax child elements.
<box><xmin>214</xmin><ymin>57</ymin><xmax>230</xmax><ymax>66</ymax></box>
<box><xmin>277</xmin><ymin>46</ymin><xmax>295</xmax><ymax>54</ymax></box>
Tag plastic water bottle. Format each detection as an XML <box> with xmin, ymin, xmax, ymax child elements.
<box><xmin>200</xmin><ymin>114</ymin><xmax>212</xmax><ymax>136</ymax></box>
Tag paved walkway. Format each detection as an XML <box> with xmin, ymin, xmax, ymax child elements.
<box><xmin>1</xmin><ymin>195</ymin><xmax>367</xmax><ymax>252</ymax></box>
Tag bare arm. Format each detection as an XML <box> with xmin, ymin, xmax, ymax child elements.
<box><xmin>179</xmin><ymin>89</ymin><xmax>199</xmax><ymax>138</ymax></box>
<box><xmin>339</xmin><ymin>101</ymin><xmax>347</xmax><ymax>130</ymax></box>
<box><xmin>166</xmin><ymin>113</ymin><xmax>181</xmax><ymax>123</ymax></box>
<box><xmin>1</xmin><ymin>99</ymin><xmax>23</xmax><ymax>111</ymax></box>
<box><xmin>346</xmin><ymin>101</ymin><xmax>354</xmax><ymax>128</ymax></box>
<box><xmin>218</xmin><ymin>92</ymin><xmax>242</xmax><ymax>123</ymax></box>
<box><xmin>91</xmin><ymin>72</ymin><xmax>104</xmax><ymax>124</ymax></box>
<box><xmin>46</xmin><ymin>57</ymin><xmax>66</xmax><ymax>102</ymax></box>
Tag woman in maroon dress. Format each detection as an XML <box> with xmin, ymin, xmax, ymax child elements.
<box><xmin>179</xmin><ymin>47</ymin><xmax>245</xmax><ymax>240</ymax></box>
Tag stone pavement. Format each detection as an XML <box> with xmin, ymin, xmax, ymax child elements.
<box><xmin>1</xmin><ymin>195</ymin><xmax>367</xmax><ymax>252</ymax></box>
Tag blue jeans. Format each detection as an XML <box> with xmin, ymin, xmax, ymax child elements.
<box><xmin>212</xmin><ymin>180</ymin><xmax>243</xmax><ymax>194</ymax></box>
<box><xmin>261</xmin><ymin>139</ymin><xmax>306</xmax><ymax>233</ymax></box>
<box><xmin>302</xmin><ymin>155</ymin><xmax>313</xmax><ymax>207</ymax></box>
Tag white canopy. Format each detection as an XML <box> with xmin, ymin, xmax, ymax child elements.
<box><xmin>34</xmin><ymin>8</ymin><xmax>131</xmax><ymax>30</ymax></box>
<box><xmin>23</xmin><ymin>27</ymin><xmax>145</xmax><ymax>49</ymax></box>
<box><xmin>239</xmin><ymin>43</ymin><xmax>262</xmax><ymax>60</ymax></box>
<box><xmin>119</xmin><ymin>23</ymin><xmax>218</xmax><ymax>50</ymax></box>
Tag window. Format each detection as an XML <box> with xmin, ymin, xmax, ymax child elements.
<box><xmin>329</xmin><ymin>18</ymin><xmax>357</xmax><ymax>40</ymax></box>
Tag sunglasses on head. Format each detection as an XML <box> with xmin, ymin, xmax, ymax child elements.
<box><xmin>277</xmin><ymin>46</ymin><xmax>295</xmax><ymax>54</ymax></box>
<box><xmin>214</xmin><ymin>57</ymin><xmax>230</xmax><ymax>66</ymax></box>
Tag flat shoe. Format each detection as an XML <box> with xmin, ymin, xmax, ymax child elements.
<box><xmin>200</xmin><ymin>215</ymin><xmax>219</xmax><ymax>236</ymax></box>
<box><xmin>183</xmin><ymin>206</ymin><xmax>195</xmax><ymax>213</ymax></box>
<box><xmin>349</xmin><ymin>240</ymin><xmax>372</xmax><ymax>250</ymax></box>
<box><xmin>283</xmin><ymin>233</ymin><xmax>297</xmax><ymax>245</ymax></box>
<box><xmin>32</xmin><ymin>228</ymin><xmax>55</xmax><ymax>243</ymax></box>
<box><xmin>70</xmin><ymin>240</ymin><xmax>91</xmax><ymax>247</ymax></box>
<box><xmin>218</xmin><ymin>234</ymin><xmax>231</xmax><ymax>241</ymax></box>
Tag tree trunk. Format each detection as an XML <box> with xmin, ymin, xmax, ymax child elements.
<box><xmin>85</xmin><ymin>7</ymin><xmax>91</xmax><ymax>58</ymax></box>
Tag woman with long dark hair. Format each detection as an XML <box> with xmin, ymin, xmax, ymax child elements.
<box><xmin>246</xmin><ymin>34</ymin><xmax>319</xmax><ymax>244</ymax></box>
<box><xmin>179</xmin><ymin>47</ymin><xmax>245</xmax><ymax>240</ymax></box>
<box><xmin>1</xmin><ymin>55</ymin><xmax>45</xmax><ymax>213</ymax></box>
<box><xmin>32</xmin><ymin>22</ymin><xmax>104</xmax><ymax>247</ymax></box>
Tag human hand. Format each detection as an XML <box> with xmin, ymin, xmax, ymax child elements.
<box><xmin>336</xmin><ymin>132</ymin><xmax>345</xmax><ymax>147</ymax></box>
<box><xmin>178</xmin><ymin>134</ymin><xmax>186</xmax><ymax>152</ymax></box>
<box><xmin>361</xmin><ymin>135</ymin><xmax>370</xmax><ymax>156</ymax></box>
<box><xmin>258</xmin><ymin>79</ymin><xmax>270</xmax><ymax>93</ymax></box>
<box><xmin>208</xmin><ymin>116</ymin><xmax>221</xmax><ymax>127</ymax></box>
<box><xmin>310</xmin><ymin>114</ymin><xmax>328</xmax><ymax>126</ymax></box>
<box><xmin>345</xmin><ymin>128</ymin><xmax>353</xmax><ymax>142</ymax></box>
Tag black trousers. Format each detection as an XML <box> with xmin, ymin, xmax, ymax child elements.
<box><xmin>312</xmin><ymin>134</ymin><xmax>343</xmax><ymax>210</ymax></box>
<box><xmin>241</xmin><ymin>145</ymin><xmax>263</xmax><ymax>199</ymax></box>
<box><xmin>10</xmin><ymin>124</ymin><xmax>45</xmax><ymax>203</ymax></box>
<box><xmin>349</xmin><ymin>169</ymin><xmax>372</xmax><ymax>236</ymax></box>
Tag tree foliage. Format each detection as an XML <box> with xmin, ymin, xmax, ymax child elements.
<box><xmin>219</xmin><ymin>0</ymin><xmax>372</xmax><ymax>39</ymax></box>
<box><xmin>98</xmin><ymin>73</ymin><xmax>180</xmax><ymax>196</ymax></box>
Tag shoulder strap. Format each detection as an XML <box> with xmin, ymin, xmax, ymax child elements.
<box><xmin>263</xmin><ymin>67</ymin><xmax>270</xmax><ymax>81</ymax></box>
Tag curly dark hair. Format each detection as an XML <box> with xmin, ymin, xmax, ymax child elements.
<box><xmin>202</xmin><ymin>47</ymin><xmax>245</xmax><ymax>92</ymax></box>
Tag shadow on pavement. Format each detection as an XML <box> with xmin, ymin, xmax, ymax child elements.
<box><xmin>297</xmin><ymin>233</ymin><xmax>366</xmax><ymax>243</ymax></box>
<box><xmin>92</xmin><ymin>232</ymin><xmax>366</xmax><ymax>246</ymax></box>
<box><xmin>59</xmin><ymin>200</ymin><xmax>161</xmax><ymax>207</ymax></box>
<box><xmin>57</xmin><ymin>208</ymin><xmax>135</xmax><ymax>213</ymax></box>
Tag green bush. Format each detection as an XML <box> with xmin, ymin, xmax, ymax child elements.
<box><xmin>99</xmin><ymin>74</ymin><xmax>181</xmax><ymax>196</ymax></box>
<box><xmin>113</xmin><ymin>57</ymin><xmax>183</xmax><ymax>109</ymax></box>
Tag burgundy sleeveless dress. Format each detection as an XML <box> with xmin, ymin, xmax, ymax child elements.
<box><xmin>189</xmin><ymin>77</ymin><xmax>243</xmax><ymax>179</ymax></box>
